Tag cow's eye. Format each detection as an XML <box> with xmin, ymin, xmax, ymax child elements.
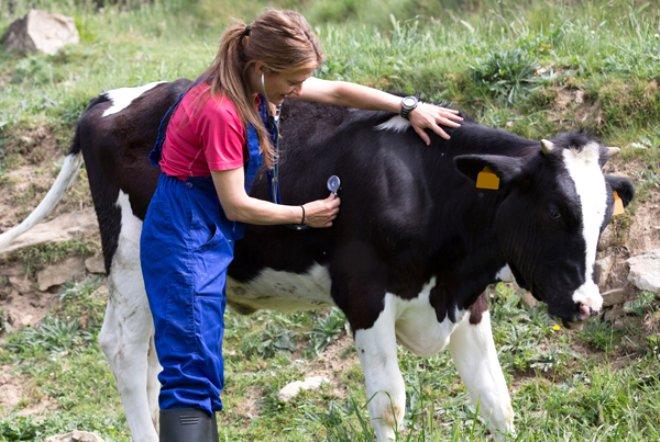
<box><xmin>548</xmin><ymin>205</ymin><xmax>561</xmax><ymax>220</ymax></box>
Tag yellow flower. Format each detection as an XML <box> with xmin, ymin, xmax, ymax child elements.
<box><xmin>552</xmin><ymin>324</ymin><xmax>561</xmax><ymax>331</ymax></box>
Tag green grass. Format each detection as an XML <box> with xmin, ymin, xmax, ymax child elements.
<box><xmin>0</xmin><ymin>0</ymin><xmax>658</xmax><ymax>440</ymax></box>
<box><xmin>0</xmin><ymin>278</ymin><xmax>657</xmax><ymax>441</ymax></box>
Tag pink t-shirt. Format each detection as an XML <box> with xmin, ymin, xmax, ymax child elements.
<box><xmin>159</xmin><ymin>82</ymin><xmax>246</xmax><ymax>178</ymax></box>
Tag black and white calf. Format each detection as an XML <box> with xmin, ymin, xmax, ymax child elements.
<box><xmin>0</xmin><ymin>79</ymin><xmax>634</xmax><ymax>441</ymax></box>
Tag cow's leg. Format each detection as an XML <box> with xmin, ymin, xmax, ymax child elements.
<box><xmin>99</xmin><ymin>271</ymin><xmax>157</xmax><ymax>442</ymax></box>
<box><xmin>98</xmin><ymin>193</ymin><xmax>157</xmax><ymax>442</ymax></box>
<box><xmin>449</xmin><ymin>310</ymin><xmax>515</xmax><ymax>437</ymax></box>
<box><xmin>353</xmin><ymin>295</ymin><xmax>405</xmax><ymax>442</ymax></box>
<box><xmin>332</xmin><ymin>243</ymin><xmax>404</xmax><ymax>441</ymax></box>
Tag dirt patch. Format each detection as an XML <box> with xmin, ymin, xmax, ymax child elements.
<box><xmin>0</xmin><ymin>364</ymin><xmax>58</xmax><ymax>418</ymax></box>
<box><xmin>303</xmin><ymin>332</ymin><xmax>357</xmax><ymax>399</ymax></box>
<box><xmin>0</xmin><ymin>365</ymin><xmax>24</xmax><ymax>412</ymax></box>
<box><xmin>0</xmin><ymin>288</ymin><xmax>59</xmax><ymax>335</ymax></box>
<box><xmin>549</xmin><ymin>86</ymin><xmax>603</xmax><ymax>130</ymax></box>
<box><xmin>0</xmin><ymin>125</ymin><xmax>92</xmax><ymax>231</ymax></box>
<box><xmin>233</xmin><ymin>386</ymin><xmax>262</xmax><ymax>422</ymax></box>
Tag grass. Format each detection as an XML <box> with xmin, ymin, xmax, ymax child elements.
<box><xmin>0</xmin><ymin>0</ymin><xmax>658</xmax><ymax>440</ymax></box>
<box><xmin>0</xmin><ymin>278</ymin><xmax>657</xmax><ymax>441</ymax></box>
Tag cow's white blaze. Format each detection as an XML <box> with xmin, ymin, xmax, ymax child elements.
<box><xmin>562</xmin><ymin>142</ymin><xmax>607</xmax><ymax>312</ymax></box>
<box><xmin>226</xmin><ymin>263</ymin><xmax>333</xmax><ymax>312</ymax></box>
<box><xmin>102</xmin><ymin>81</ymin><xmax>165</xmax><ymax>117</ymax></box>
<box><xmin>375</xmin><ymin>115</ymin><xmax>411</xmax><ymax>132</ymax></box>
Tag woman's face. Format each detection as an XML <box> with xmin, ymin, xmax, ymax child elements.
<box><xmin>262</xmin><ymin>65</ymin><xmax>316</xmax><ymax>105</ymax></box>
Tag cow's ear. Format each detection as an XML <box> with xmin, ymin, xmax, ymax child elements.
<box><xmin>606</xmin><ymin>175</ymin><xmax>634</xmax><ymax>207</ymax></box>
<box><xmin>453</xmin><ymin>154</ymin><xmax>524</xmax><ymax>187</ymax></box>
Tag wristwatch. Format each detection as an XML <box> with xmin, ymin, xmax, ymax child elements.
<box><xmin>400</xmin><ymin>96</ymin><xmax>419</xmax><ymax>119</ymax></box>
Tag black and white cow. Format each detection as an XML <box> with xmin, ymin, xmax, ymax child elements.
<box><xmin>0</xmin><ymin>79</ymin><xmax>634</xmax><ymax>441</ymax></box>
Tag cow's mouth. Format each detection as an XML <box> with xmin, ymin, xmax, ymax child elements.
<box><xmin>557</xmin><ymin>302</ymin><xmax>599</xmax><ymax>329</ymax></box>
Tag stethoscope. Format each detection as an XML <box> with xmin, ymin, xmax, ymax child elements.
<box><xmin>260</xmin><ymin>73</ymin><xmax>341</xmax><ymax>229</ymax></box>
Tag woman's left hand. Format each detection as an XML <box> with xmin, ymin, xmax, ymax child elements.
<box><xmin>408</xmin><ymin>103</ymin><xmax>463</xmax><ymax>145</ymax></box>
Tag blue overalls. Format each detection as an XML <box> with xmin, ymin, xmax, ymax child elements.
<box><xmin>140</xmin><ymin>87</ymin><xmax>275</xmax><ymax>416</ymax></box>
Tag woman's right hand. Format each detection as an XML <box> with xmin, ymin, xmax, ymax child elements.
<box><xmin>302</xmin><ymin>194</ymin><xmax>340</xmax><ymax>228</ymax></box>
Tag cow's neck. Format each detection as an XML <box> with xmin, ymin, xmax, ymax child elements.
<box><xmin>426</xmin><ymin>124</ymin><xmax>536</xmax><ymax>306</ymax></box>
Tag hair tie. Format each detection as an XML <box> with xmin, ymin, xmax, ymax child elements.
<box><xmin>242</xmin><ymin>25</ymin><xmax>251</xmax><ymax>37</ymax></box>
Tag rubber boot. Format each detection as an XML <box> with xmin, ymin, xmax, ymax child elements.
<box><xmin>159</xmin><ymin>407</ymin><xmax>218</xmax><ymax>442</ymax></box>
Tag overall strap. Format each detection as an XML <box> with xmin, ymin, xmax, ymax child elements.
<box><xmin>149</xmin><ymin>78</ymin><xmax>203</xmax><ymax>167</ymax></box>
<box><xmin>255</xmin><ymin>96</ymin><xmax>281</xmax><ymax>204</ymax></box>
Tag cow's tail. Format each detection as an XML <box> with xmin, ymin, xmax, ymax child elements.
<box><xmin>0</xmin><ymin>128</ymin><xmax>84</xmax><ymax>252</ymax></box>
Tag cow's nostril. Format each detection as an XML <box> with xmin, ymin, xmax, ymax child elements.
<box><xmin>578</xmin><ymin>303</ymin><xmax>592</xmax><ymax>319</ymax></box>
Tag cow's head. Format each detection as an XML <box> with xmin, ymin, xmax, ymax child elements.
<box><xmin>454</xmin><ymin>133</ymin><xmax>634</xmax><ymax>324</ymax></box>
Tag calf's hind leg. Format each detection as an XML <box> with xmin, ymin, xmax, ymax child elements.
<box><xmin>99</xmin><ymin>272</ymin><xmax>157</xmax><ymax>442</ymax></box>
<box><xmin>98</xmin><ymin>194</ymin><xmax>157</xmax><ymax>442</ymax></box>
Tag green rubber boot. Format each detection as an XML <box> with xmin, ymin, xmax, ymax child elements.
<box><xmin>159</xmin><ymin>407</ymin><xmax>218</xmax><ymax>442</ymax></box>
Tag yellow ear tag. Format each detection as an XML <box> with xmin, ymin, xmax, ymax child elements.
<box><xmin>613</xmin><ymin>191</ymin><xmax>625</xmax><ymax>216</ymax></box>
<box><xmin>476</xmin><ymin>167</ymin><xmax>500</xmax><ymax>190</ymax></box>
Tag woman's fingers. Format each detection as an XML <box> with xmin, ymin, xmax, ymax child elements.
<box><xmin>438</xmin><ymin>108</ymin><xmax>463</xmax><ymax>121</ymax></box>
<box><xmin>413</xmin><ymin>125</ymin><xmax>431</xmax><ymax>145</ymax></box>
<box><xmin>437</xmin><ymin>117</ymin><xmax>461</xmax><ymax>128</ymax></box>
<box><xmin>429</xmin><ymin>122</ymin><xmax>450</xmax><ymax>140</ymax></box>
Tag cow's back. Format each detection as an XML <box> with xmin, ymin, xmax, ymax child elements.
<box><xmin>75</xmin><ymin>79</ymin><xmax>190</xmax><ymax>270</ymax></box>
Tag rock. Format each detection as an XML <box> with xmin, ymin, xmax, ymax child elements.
<box><xmin>36</xmin><ymin>257</ymin><xmax>85</xmax><ymax>291</ymax></box>
<box><xmin>1</xmin><ymin>9</ymin><xmax>79</xmax><ymax>55</ymax></box>
<box><xmin>601</xmin><ymin>287</ymin><xmax>629</xmax><ymax>307</ymax></box>
<box><xmin>85</xmin><ymin>255</ymin><xmax>105</xmax><ymax>274</ymax></box>
<box><xmin>627</xmin><ymin>249</ymin><xmax>660</xmax><ymax>293</ymax></box>
<box><xmin>0</xmin><ymin>209</ymin><xmax>97</xmax><ymax>256</ymax></box>
<box><xmin>597</xmin><ymin>226</ymin><xmax>616</xmax><ymax>251</ymax></box>
<box><xmin>594</xmin><ymin>255</ymin><xmax>614</xmax><ymax>286</ymax></box>
<box><xmin>45</xmin><ymin>430</ymin><xmax>105</xmax><ymax>442</ymax></box>
<box><xmin>277</xmin><ymin>375</ymin><xmax>329</xmax><ymax>403</ymax></box>
<box><xmin>8</xmin><ymin>275</ymin><xmax>32</xmax><ymax>294</ymax></box>
<box><xmin>2</xmin><ymin>265</ymin><xmax>25</xmax><ymax>277</ymax></box>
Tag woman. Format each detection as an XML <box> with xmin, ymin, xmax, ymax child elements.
<box><xmin>140</xmin><ymin>9</ymin><xmax>462</xmax><ymax>441</ymax></box>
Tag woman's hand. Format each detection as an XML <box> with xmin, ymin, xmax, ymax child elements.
<box><xmin>408</xmin><ymin>103</ymin><xmax>463</xmax><ymax>145</ymax></box>
<box><xmin>302</xmin><ymin>194</ymin><xmax>340</xmax><ymax>228</ymax></box>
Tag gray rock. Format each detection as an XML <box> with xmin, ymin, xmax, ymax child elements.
<box><xmin>36</xmin><ymin>256</ymin><xmax>85</xmax><ymax>291</ymax></box>
<box><xmin>84</xmin><ymin>255</ymin><xmax>105</xmax><ymax>274</ymax></box>
<box><xmin>597</xmin><ymin>226</ymin><xmax>616</xmax><ymax>251</ymax></box>
<box><xmin>8</xmin><ymin>275</ymin><xmax>32</xmax><ymax>294</ymax></box>
<box><xmin>45</xmin><ymin>430</ymin><xmax>104</xmax><ymax>442</ymax></box>
<box><xmin>594</xmin><ymin>255</ymin><xmax>614</xmax><ymax>286</ymax></box>
<box><xmin>627</xmin><ymin>249</ymin><xmax>660</xmax><ymax>293</ymax></box>
<box><xmin>0</xmin><ymin>209</ymin><xmax>97</xmax><ymax>256</ymax></box>
<box><xmin>2</xmin><ymin>9</ymin><xmax>79</xmax><ymax>55</ymax></box>
<box><xmin>601</xmin><ymin>287</ymin><xmax>629</xmax><ymax>307</ymax></box>
<box><xmin>277</xmin><ymin>375</ymin><xmax>329</xmax><ymax>403</ymax></box>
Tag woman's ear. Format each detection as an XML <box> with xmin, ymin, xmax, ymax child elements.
<box><xmin>253</xmin><ymin>60</ymin><xmax>266</xmax><ymax>74</ymax></box>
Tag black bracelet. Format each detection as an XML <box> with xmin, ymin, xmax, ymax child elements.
<box><xmin>300</xmin><ymin>205</ymin><xmax>306</xmax><ymax>225</ymax></box>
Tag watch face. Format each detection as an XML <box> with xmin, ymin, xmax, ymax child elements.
<box><xmin>402</xmin><ymin>97</ymin><xmax>416</xmax><ymax>108</ymax></box>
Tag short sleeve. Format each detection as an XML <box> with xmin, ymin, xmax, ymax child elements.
<box><xmin>198</xmin><ymin>98</ymin><xmax>246</xmax><ymax>171</ymax></box>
